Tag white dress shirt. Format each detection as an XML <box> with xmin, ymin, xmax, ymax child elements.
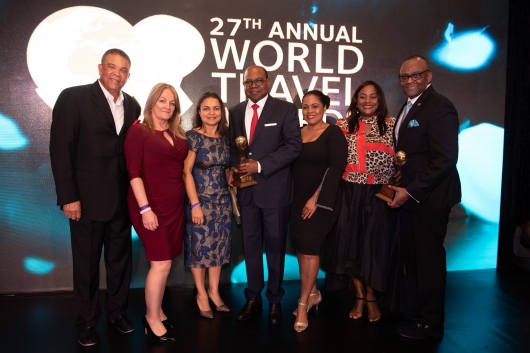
<box><xmin>244</xmin><ymin>95</ymin><xmax>269</xmax><ymax>173</ymax></box>
<box><xmin>98</xmin><ymin>80</ymin><xmax>125</xmax><ymax>135</ymax></box>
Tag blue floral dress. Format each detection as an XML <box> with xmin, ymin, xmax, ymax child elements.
<box><xmin>185</xmin><ymin>130</ymin><xmax>232</xmax><ymax>268</ymax></box>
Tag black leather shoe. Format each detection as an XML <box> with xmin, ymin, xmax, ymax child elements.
<box><xmin>236</xmin><ymin>299</ymin><xmax>262</xmax><ymax>321</ymax></box>
<box><xmin>78</xmin><ymin>326</ymin><xmax>97</xmax><ymax>347</ymax></box>
<box><xmin>397</xmin><ymin>320</ymin><xmax>444</xmax><ymax>339</ymax></box>
<box><xmin>108</xmin><ymin>314</ymin><xmax>135</xmax><ymax>334</ymax></box>
<box><xmin>269</xmin><ymin>302</ymin><xmax>282</xmax><ymax>325</ymax></box>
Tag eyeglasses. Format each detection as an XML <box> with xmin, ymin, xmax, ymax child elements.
<box><xmin>398</xmin><ymin>69</ymin><xmax>430</xmax><ymax>82</ymax></box>
<box><xmin>243</xmin><ymin>78</ymin><xmax>267</xmax><ymax>86</ymax></box>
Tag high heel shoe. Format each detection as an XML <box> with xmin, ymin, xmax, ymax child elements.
<box><xmin>196</xmin><ymin>295</ymin><xmax>213</xmax><ymax>319</ymax></box>
<box><xmin>162</xmin><ymin>319</ymin><xmax>173</xmax><ymax>329</ymax></box>
<box><xmin>349</xmin><ymin>298</ymin><xmax>366</xmax><ymax>320</ymax></box>
<box><xmin>294</xmin><ymin>300</ymin><xmax>309</xmax><ymax>332</ymax></box>
<box><xmin>293</xmin><ymin>290</ymin><xmax>322</xmax><ymax>316</ymax></box>
<box><xmin>142</xmin><ymin>317</ymin><xmax>175</xmax><ymax>343</ymax></box>
<box><xmin>366</xmin><ymin>299</ymin><xmax>381</xmax><ymax>324</ymax></box>
<box><xmin>207</xmin><ymin>290</ymin><xmax>230</xmax><ymax>312</ymax></box>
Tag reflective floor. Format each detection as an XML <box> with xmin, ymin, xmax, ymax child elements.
<box><xmin>1</xmin><ymin>268</ymin><xmax>529</xmax><ymax>353</ymax></box>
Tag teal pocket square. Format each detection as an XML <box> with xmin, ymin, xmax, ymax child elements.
<box><xmin>407</xmin><ymin>119</ymin><xmax>419</xmax><ymax>128</ymax></box>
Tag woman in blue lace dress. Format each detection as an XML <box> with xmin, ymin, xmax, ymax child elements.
<box><xmin>183</xmin><ymin>92</ymin><xmax>232</xmax><ymax>319</ymax></box>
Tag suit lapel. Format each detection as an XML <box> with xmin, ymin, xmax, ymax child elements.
<box><xmin>120</xmin><ymin>94</ymin><xmax>136</xmax><ymax>136</ymax></box>
<box><xmin>91</xmin><ymin>80</ymin><xmax>116</xmax><ymax>133</ymax></box>
<box><xmin>251</xmin><ymin>96</ymin><xmax>275</xmax><ymax>144</ymax></box>
<box><xmin>397</xmin><ymin>86</ymin><xmax>434</xmax><ymax>142</ymax></box>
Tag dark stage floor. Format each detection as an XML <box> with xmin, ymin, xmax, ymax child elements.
<box><xmin>1</xmin><ymin>268</ymin><xmax>529</xmax><ymax>353</ymax></box>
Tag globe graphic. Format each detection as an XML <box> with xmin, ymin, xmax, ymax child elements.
<box><xmin>27</xmin><ymin>7</ymin><xmax>133</xmax><ymax>108</ymax></box>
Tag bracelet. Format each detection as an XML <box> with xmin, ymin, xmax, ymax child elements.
<box><xmin>190</xmin><ymin>202</ymin><xmax>201</xmax><ymax>209</ymax></box>
<box><xmin>139</xmin><ymin>204</ymin><xmax>150</xmax><ymax>212</ymax></box>
<box><xmin>140</xmin><ymin>207</ymin><xmax>151</xmax><ymax>214</ymax></box>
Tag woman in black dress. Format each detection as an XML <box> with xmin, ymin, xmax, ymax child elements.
<box><xmin>322</xmin><ymin>81</ymin><xmax>396</xmax><ymax>323</ymax></box>
<box><xmin>290</xmin><ymin>90</ymin><xmax>347</xmax><ymax>332</ymax></box>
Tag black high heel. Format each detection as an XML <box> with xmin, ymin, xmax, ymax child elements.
<box><xmin>162</xmin><ymin>319</ymin><xmax>173</xmax><ymax>329</ymax></box>
<box><xmin>142</xmin><ymin>317</ymin><xmax>175</xmax><ymax>343</ymax></box>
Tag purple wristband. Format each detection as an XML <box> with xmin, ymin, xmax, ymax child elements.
<box><xmin>190</xmin><ymin>202</ymin><xmax>201</xmax><ymax>209</ymax></box>
<box><xmin>139</xmin><ymin>204</ymin><xmax>150</xmax><ymax>212</ymax></box>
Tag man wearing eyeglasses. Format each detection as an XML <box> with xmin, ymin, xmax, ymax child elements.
<box><xmin>228</xmin><ymin>65</ymin><xmax>302</xmax><ymax>325</ymax></box>
<box><xmin>388</xmin><ymin>55</ymin><xmax>461</xmax><ymax>339</ymax></box>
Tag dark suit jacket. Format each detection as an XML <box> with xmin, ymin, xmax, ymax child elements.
<box><xmin>229</xmin><ymin>96</ymin><xmax>302</xmax><ymax>208</ymax></box>
<box><xmin>394</xmin><ymin>86</ymin><xmax>461</xmax><ymax>211</ymax></box>
<box><xmin>50</xmin><ymin>80</ymin><xmax>141</xmax><ymax>222</ymax></box>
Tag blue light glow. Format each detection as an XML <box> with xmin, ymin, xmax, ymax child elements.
<box><xmin>0</xmin><ymin>112</ymin><xmax>29</xmax><ymax>150</ymax></box>
<box><xmin>311</xmin><ymin>6</ymin><xmax>318</xmax><ymax>14</ymax></box>
<box><xmin>307</xmin><ymin>22</ymin><xmax>315</xmax><ymax>29</ymax></box>
<box><xmin>457</xmin><ymin>123</ymin><xmax>503</xmax><ymax>223</ymax></box>
<box><xmin>433</xmin><ymin>23</ymin><xmax>495</xmax><ymax>70</ymax></box>
<box><xmin>131</xmin><ymin>226</ymin><xmax>139</xmax><ymax>241</ymax></box>
<box><xmin>230</xmin><ymin>254</ymin><xmax>325</xmax><ymax>283</ymax></box>
<box><xmin>24</xmin><ymin>257</ymin><xmax>55</xmax><ymax>274</ymax></box>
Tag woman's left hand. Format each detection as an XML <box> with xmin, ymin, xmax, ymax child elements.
<box><xmin>302</xmin><ymin>197</ymin><xmax>317</xmax><ymax>220</ymax></box>
<box><xmin>192</xmin><ymin>206</ymin><xmax>204</xmax><ymax>226</ymax></box>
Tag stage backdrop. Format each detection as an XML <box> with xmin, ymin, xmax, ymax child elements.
<box><xmin>0</xmin><ymin>0</ymin><xmax>507</xmax><ymax>293</ymax></box>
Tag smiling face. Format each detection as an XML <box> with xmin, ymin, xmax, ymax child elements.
<box><xmin>151</xmin><ymin>88</ymin><xmax>176</xmax><ymax>123</ymax></box>
<box><xmin>400</xmin><ymin>58</ymin><xmax>432</xmax><ymax>99</ymax></box>
<box><xmin>199</xmin><ymin>97</ymin><xmax>222</xmax><ymax>128</ymax></box>
<box><xmin>243</xmin><ymin>66</ymin><xmax>270</xmax><ymax>103</ymax></box>
<box><xmin>302</xmin><ymin>94</ymin><xmax>326</xmax><ymax>125</ymax></box>
<box><xmin>98</xmin><ymin>53</ymin><xmax>130</xmax><ymax>99</ymax></box>
<box><xmin>357</xmin><ymin>85</ymin><xmax>379</xmax><ymax>118</ymax></box>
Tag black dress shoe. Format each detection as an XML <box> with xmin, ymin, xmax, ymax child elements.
<box><xmin>78</xmin><ymin>326</ymin><xmax>97</xmax><ymax>347</ymax></box>
<box><xmin>397</xmin><ymin>320</ymin><xmax>444</xmax><ymax>339</ymax></box>
<box><xmin>269</xmin><ymin>302</ymin><xmax>282</xmax><ymax>325</ymax></box>
<box><xmin>108</xmin><ymin>314</ymin><xmax>135</xmax><ymax>333</ymax></box>
<box><xmin>236</xmin><ymin>299</ymin><xmax>262</xmax><ymax>321</ymax></box>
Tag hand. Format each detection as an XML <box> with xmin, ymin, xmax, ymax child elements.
<box><xmin>387</xmin><ymin>186</ymin><xmax>410</xmax><ymax>208</ymax></box>
<box><xmin>142</xmin><ymin>210</ymin><xmax>159</xmax><ymax>231</ymax></box>
<box><xmin>302</xmin><ymin>197</ymin><xmax>317</xmax><ymax>220</ymax></box>
<box><xmin>228</xmin><ymin>167</ymin><xmax>237</xmax><ymax>187</ymax></box>
<box><xmin>191</xmin><ymin>206</ymin><xmax>204</xmax><ymax>226</ymax></box>
<box><xmin>63</xmin><ymin>201</ymin><xmax>81</xmax><ymax>221</ymax></box>
<box><xmin>237</xmin><ymin>159</ymin><xmax>258</xmax><ymax>177</ymax></box>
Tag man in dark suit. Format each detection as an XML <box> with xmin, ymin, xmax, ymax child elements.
<box><xmin>228</xmin><ymin>65</ymin><xmax>302</xmax><ymax>324</ymax></box>
<box><xmin>388</xmin><ymin>56</ymin><xmax>461</xmax><ymax>339</ymax></box>
<box><xmin>50</xmin><ymin>48</ymin><xmax>141</xmax><ymax>346</ymax></box>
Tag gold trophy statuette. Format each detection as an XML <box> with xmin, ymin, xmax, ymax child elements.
<box><xmin>232</xmin><ymin>136</ymin><xmax>258</xmax><ymax>188</ymax></box>
<box><xmin>375</xmin><ymin>150</ymin><xmax>407</xmax><ymax>203</ymax></box>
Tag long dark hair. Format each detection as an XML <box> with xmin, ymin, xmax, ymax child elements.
<box><xmin>346</xmin><ymin>81</ymin><xmax>388</xmax><ymax>136</ymax></box>
<box><xmin>193</xmin><ymin>92</ymin><xmax>229</xmax><ymax>139</ymax></box>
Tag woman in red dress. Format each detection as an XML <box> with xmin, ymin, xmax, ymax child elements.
<box><xmin>124</xmin><ymin>83</ymin><xmax>188</xmax><ymax>342</ymax></box>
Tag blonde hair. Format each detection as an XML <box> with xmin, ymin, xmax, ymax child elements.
<box><xmin>142</xmin><ymin>83</ymin><xmax>186</xmax><ymax>139</ymax></box>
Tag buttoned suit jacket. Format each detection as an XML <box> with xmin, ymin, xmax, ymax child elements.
<box><xmin>229</xmin><ymin>96</ymin><xmax>302</xmax><ymax>209</ymax></box>
<box><xmin>50</xmin><ymin>80</ymin><xmax>141</xmax><ymax>221</ymax></box>
<box><xmin>394</xmin><ymin>85</ymin><xmax>461</xmax><ymax>211</ymax></box>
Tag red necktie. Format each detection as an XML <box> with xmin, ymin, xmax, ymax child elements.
<box><xmin>249</xmin><ymin>104</ymin><xmax>259</xmax><ymax>145</ymax></box>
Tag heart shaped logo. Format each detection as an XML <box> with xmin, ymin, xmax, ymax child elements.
<box><xmin>27</xmin><ymin>6</ymin><xmax>205</xmax><ymax>113</ymax></box>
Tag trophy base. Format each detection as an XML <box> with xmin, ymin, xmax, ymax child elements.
<box><xmin>375</xmin><ymin>185</ymin><xmax>395</xmax><ymax>203</ymax></box>
<box><xmin>233</xmin><ymin>175</ymin><xmax>258</xmax><ymax>188</ymax></box>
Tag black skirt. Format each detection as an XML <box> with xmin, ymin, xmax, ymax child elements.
<box><xmin>321</xmin><ymin>180</ymin><xmax>398</xmax><ymax>293</ymax></box>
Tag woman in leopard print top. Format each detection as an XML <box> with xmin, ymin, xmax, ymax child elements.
<box><xmin>322</xmin><ymin>80</ymin><xmax>398</xmax><ymax>324</ymax></box>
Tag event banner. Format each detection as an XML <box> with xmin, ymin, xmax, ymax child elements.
<box><xmin>0</xmin><ymin>0</ymin><xmax>507</xmax><ymax>292</ymax></box>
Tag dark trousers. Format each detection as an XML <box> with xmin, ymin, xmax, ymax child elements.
<box><xmin>69</xmin><ymin>199</ymin><xmax>132</xmax><ymax>330</ymax></box>
<box><xmin>241</xmin><ymin>198</ymin><xmax>289</xmax><ymax>304</ymax></box>
<box><xmin>399</xmin><ymin>207</ymin><xmax>451</xmax><ymax>328</ymax></box>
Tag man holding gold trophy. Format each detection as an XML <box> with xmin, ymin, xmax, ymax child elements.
<box><xmin>228</xmin><ymin>65</ymin><xmax>302</xmax><ymax>324</ymax></box>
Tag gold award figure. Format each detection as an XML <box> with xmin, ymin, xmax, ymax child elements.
<box><xmin>375</xmin><ymin>150</ymin><xmax>407</xmax><ymax>203</ymax></box>
<box><xmin>232</xmin><ymin>136</ymin><xmax>258</xmax><ymax>188</ymax></box>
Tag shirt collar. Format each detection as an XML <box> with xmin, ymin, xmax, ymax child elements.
<box><xmin>409</xmin><ymin>84</ymin><xmax>431</xmax><ymax>105</ymax></box>
<box><xmin>246</xmin><ymin>94</ymin><xmax>269</xmax><ymax>110</ymax></box>
<box><xmin>98</xmin><ymin>79</ymin><xmax>124</xmax><ymax>105</ymax></box>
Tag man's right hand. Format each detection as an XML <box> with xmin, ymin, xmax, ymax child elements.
<box><xmin>63</xmin><ymin>201</ymin><xmax>81</xmax><ymax>221</ymax></box>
